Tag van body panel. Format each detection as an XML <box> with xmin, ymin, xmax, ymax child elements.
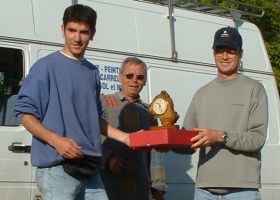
<box><xmin>0</xmin><ymin>0</ymin><xmax>279</xmax><ymax>199</ymax></box>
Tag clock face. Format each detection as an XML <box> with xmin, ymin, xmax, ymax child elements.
<box><xmin>153</xmin><ymin>97</ymin><xmax>168</xmax><ymax>115</ymax></box>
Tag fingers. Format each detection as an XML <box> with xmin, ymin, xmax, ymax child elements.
<box><xmin>56</xmin><ymin>137</ymin><xmax>84</xmax><ymax>159</ymax></box>
<box><xmin>102</xmin><ymin>95</ymin><xmax>120</xmax><ymax>107</ymax></box>
<box><xmin>190</xmin><ymin>134</ymin><xmax>201</xmax><ymax>143</ymax></box>
<box><xmin>191</xmin><ymin>137</ymin><xmax>205</xmax><ymax>148</ymax></box>
<box><xmin>61</xmin><ymin>148</ymin><xmax>83</xmax><ymax>159</ymax></box>
<box><xmin>68</xmin><ymin>138</ymin><xmax>81</xmax><ymax>149</ymax></box>
<box><xmin>191</xmin><ymin>128</ymin><xmax>223</xmax><ymax>149</ymax></box>
<box><xmin>191</xmin><ymin>129</ymin><xmax>209</xmax><ymax>148</ymax></box>
<box><xmin>67</xmin><ymin>139</ymin><xmax>83</xmax><ymax>157</ymax></box>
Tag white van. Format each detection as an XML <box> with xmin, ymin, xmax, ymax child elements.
<box><xmin>0</xmin><ymin>0</ymin><xmax>279</xmax><ymax>199</ymax></box>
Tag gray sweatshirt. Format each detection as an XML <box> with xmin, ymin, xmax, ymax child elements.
<box><xmin>183</xmin><ymin>74</ymin><xmax>268</xmax><ymax>188</ymax></box>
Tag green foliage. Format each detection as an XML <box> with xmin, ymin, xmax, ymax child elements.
<box><xmin>273</xmin><ymin>67</ymin><xmax>280</xmax><ymax>94</ymax></box>
<box><xmin>201</xmin><ymin>0</ymin><xmax>280</xmax><ymax>89</ymax></box>
<box><xmin>240</xmin><ymin>0</ymin><xmax>280</xmax><ymax>69</ymax></box>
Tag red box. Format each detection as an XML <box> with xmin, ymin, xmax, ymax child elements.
<box><xmin>129</xmin><ymin>128</ymin><xmax>198</xmax><ymax>149</ymax></box>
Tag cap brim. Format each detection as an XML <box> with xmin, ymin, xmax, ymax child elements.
<box><xmin>213</xmin><ymin>39</ymin><xmax>240</xmax><ymax>50</ymax></box>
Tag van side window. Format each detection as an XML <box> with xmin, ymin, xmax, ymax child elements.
<box><xmin>0</xmin><ymin>47</ymin><xmax>23</xmax><ymax>126</ymax></box>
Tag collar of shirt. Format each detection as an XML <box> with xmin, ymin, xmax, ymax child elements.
<box><xmin>116</xmin><ymin>91</ymin><xmax>142</xmax><ymax>104</ymax></box>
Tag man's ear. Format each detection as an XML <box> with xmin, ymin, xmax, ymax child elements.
<box><xmin>90</xmin><ymin>28</ymin><xmax>96</xmax><ymax>40</ymax></box>
<box><xmin>119</xmin><ymin>73</ymin><xmax>123</xmax><ymax>83</ymax></box>
<box><xmin>61</xmin><ymin>25</ymin><xmax>65</xmax><ymax>38</ymax></box>
<box><xmin>240</xmin><ymin>49</ymin><xmax>243</xmax><ymax>58</ymax></box>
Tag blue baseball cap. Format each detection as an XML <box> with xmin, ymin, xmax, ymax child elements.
<box><xmin>212</xmin><ymin>26</ymin><xmax>243</xmax><ymax>50</ymax></box>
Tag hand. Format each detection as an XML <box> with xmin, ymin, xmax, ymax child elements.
<box><xmin>152</xmin><ymin>190</ymin><xmax>165</xmax><ymax>200</ymax></box>
<box><xmin>108</xmin><ymin>156</ymin><xmax>127</xmax><ymax>174</ymax></box>
<box><xmin>190</xmin><ymin>128</ymin><xmax>223</xmax><ymax>148</ymax></box>
<box><xmin>51</xmin><ymin>135</ymin><xmax>84</xmax><ymax>159</ymax></box>
<box><xmin>102</xmin><ymin>94</ymin><xmax>120</xmax><ymax>107</ymax></box>
<box><xmin>121</xmin><ymin>132</ymin><xmax>130</xmax><ymax>146</ymax></box>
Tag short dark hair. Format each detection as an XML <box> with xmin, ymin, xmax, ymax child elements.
<box><xmin>63</xmin><ymin>4</ymin><xmax>97</xmax><ymax>32</ymax></box>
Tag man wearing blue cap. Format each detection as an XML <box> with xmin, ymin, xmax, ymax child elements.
<box><xmin>183</xmin><ymin>26</ymin><xmax>268</xmax><ymax>199</ymax></box>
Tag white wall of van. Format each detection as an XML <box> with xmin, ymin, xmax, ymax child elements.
<box><xmin>0</xmin><ymin>0</ymin><xmax>279</xmax><ymax>199</ymax></box>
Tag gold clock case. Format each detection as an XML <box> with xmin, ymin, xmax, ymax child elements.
<box><xmin>148</xmin><ymin>91</ymin><xmax>179</xmax><ymax>129</ymax></box>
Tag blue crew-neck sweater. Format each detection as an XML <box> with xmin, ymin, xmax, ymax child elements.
<box><xmin>15</xmin><ymin>51</ymin><xmax>103</xmax><ymax>167</ymax></box>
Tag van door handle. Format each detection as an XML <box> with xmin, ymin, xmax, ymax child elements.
<box><xmin>8</xmin><ymin>142</ymin><xmax>31</xmax><ymax>153</ymax></box>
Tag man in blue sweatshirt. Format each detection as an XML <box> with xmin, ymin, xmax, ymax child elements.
<box><xmin>14</xmin><ymin>4</ymin><xmax>128</xmax><ymax>200</ymax></box>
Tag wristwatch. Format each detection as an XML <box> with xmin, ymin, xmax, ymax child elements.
<box><xmin>221</xmin><ymin>132</ymin><xmax>229</xmax><ymax>144</ymax></box>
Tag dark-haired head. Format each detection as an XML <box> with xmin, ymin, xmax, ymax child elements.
<box><xmin>63</xmin><ymin>4</ymin><xmax>97</xmax><ymax>34</ymax></box>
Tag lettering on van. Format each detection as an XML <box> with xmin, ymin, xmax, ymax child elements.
<box><xmin>95</xmin><ymin>64</ymin><xmax>121</xmax><ymax>93</ymax></box>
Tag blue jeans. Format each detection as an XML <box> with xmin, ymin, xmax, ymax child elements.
<box><xmin>194</xmin><ymin>188</ymin><xmax>261</xmax><ymax>200</ymax></box>
<box><xmin>36</xmin><ymin>165</ymin><xmax>108</xmax><ymax>200</ymax></box>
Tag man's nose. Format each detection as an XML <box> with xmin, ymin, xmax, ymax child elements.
<box><xmin>222</xmin><ymin>52</ymin><xmax>229</xmax><ymax>59</ymax></box>
<box><xmin>131</xmin><ymin>75</ymin><xmax>138</xmax><ymax>82</ymax></box>
<box><xmin>74</xmin><ymin>33</ymin><xmax>81</xmax><ymax>42</ymax></box>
